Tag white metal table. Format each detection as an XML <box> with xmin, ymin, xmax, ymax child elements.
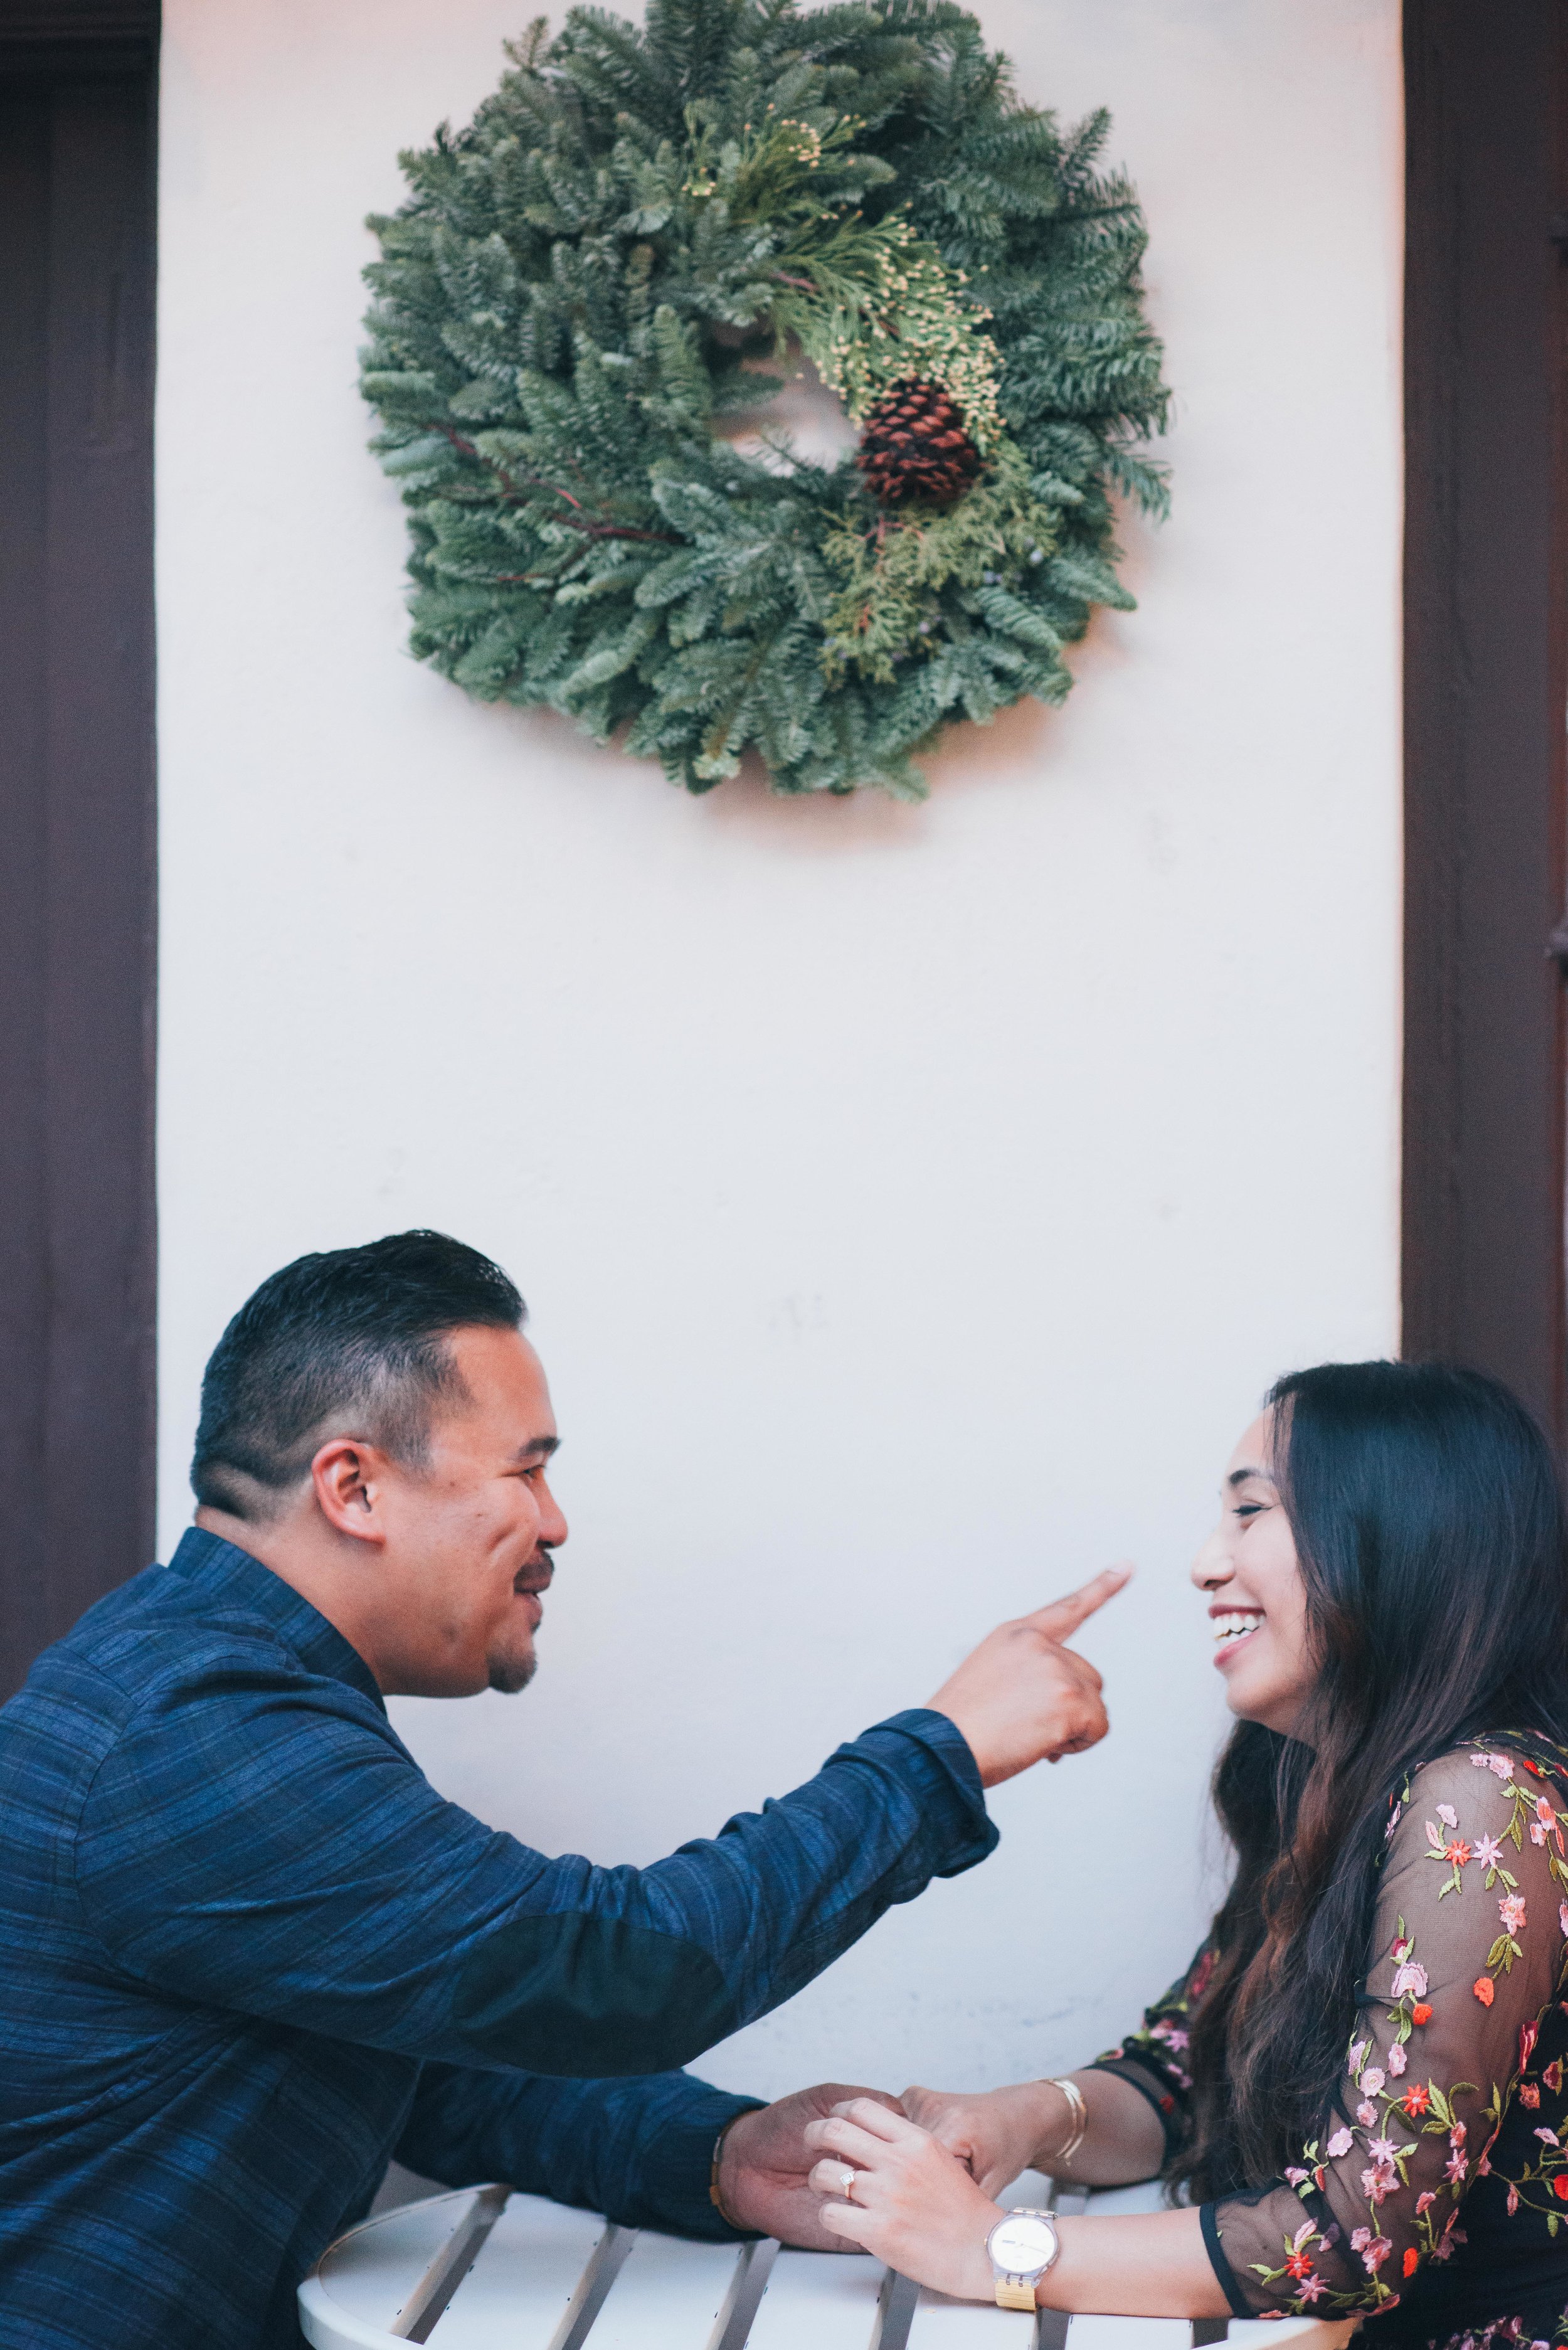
<box><xmin>299</xmin><ymin>2175</ymin><xmax>1353</xmax><ymax>2350</ymax></box>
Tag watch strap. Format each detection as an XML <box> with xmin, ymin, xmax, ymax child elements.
<box><xmin>987</xmin><ymin>2204</ymin><xmax>1059</xmax><ymax>2312</ymax></box>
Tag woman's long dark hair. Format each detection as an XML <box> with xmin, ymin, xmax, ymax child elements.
<box><xmin>1173</xmin><ymin>1360</ymin><xmax>1568</xmax><ymax>2200</ymax></box>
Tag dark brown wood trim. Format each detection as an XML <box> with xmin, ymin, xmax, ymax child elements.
<box><xmin>1402</xmin><ymin>1</ymin><xmax>1568</xmax><ymax>1439</ymax></box>
<box><xmin>0</xmin><ymin>3</ymin><xmax>158</xmax><ymax>1697</ymax></box>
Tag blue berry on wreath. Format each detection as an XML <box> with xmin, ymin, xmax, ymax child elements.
<box><xmin>361</xmin><ymin>0</ymin><xmax>1170</xmax><ymax>799</ymax></box>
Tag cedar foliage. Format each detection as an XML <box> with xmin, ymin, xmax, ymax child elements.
<box><xmin>361</xmin><ymin>0</ymin><xmax>1169</xmax><ymax>799</ymax></box>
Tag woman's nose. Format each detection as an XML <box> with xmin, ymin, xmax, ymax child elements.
<box><xmin>1190</xmin><ymin>1526</ymin><xmax>1233</xmax><ymax>1591</ymax></box>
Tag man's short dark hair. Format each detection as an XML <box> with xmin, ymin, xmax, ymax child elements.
<box><xmin>191</xmin><ymin>1231</ymin><xmax>526</xmax><ymax>1521</ymax></box>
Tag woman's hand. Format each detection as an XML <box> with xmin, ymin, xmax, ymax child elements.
<box><xmin>803</xmin><ymin>2098</ymin><xmax>1003</xmax><ymax>2301</ymax></box>
<box><xmin>716</xmin><ymin>2084</ymin><xmax>905</xmax><ymax>2248</ymax></box>
<box><xmin>899</xmin><ymin>2081</ymin><xmax>1061</xmax><ymax>2199</ymax></box>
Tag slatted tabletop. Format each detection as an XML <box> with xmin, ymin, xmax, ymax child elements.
<box><xmin>298</xmin><ymin>2175</ymin><xmax>1354</xmax><ymax>2350</ymax></box>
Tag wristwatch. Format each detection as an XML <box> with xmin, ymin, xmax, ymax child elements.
<box><xmin>985</xmin><ymin>2207</ymin><xmax>1061</xmax><ymax>2310</ymax></box>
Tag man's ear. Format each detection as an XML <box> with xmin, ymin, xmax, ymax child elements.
<box><xmin>310</xmin><ymin>1438</ymin><xmax>393</xmax><ymax>1547</ymax></box>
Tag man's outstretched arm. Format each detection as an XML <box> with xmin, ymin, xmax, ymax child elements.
<box><xmin>76</xmin><ymin>1570</ymin><xmax>1127</xmax><ymax>2079</ymax></box>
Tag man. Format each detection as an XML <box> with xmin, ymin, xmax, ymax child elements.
<box><xmin>0</xmin><ymin>1231</ymin><xmax>1126</xmax><ymax>2349</ymax></box>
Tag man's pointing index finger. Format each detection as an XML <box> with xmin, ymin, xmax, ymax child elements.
<box><xmin>1024</xmin><ymin>1561</ymin><xmax>1133</xmax><ymax>1644</ymax></box>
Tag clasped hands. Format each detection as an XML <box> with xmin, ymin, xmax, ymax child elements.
<box><xmin>717</xmin><ymin>2080</ymin><xmax>1057</xmax><ymax>2303</ymax></box>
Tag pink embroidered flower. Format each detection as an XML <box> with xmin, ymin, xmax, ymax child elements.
<box><xmin>1348</xmin><ymin>2038</ymin><xmax>1370</xmax><ymax>2073</ymax></box>
<box><xmin>1361</xmin><ymin>2235</ymin><xmax>1393</xmax><ymax>2273</ymax></box>
<box><xmin>1446</xmin><ymin>2149</ymin><xmax>1468</xmax><ymax>2186</ymax></box>
<box><xmin>1415</xmin><ymin>2191</ymin><xmax>1436</xmax><ymax>2215</ymax></box>
<box><xmin>1500</xmin><ymin>1893</ymin><xmax>1528</xmax><ymax>1937</ymax></box>
<box><xmin>1521</xmin><ymin>2019</ymin><xmax>1540</xmax><ymax>2071</ymax></box>
<box><xmin>1387</xmin><ymin>2041</ymin><xmax>1407</xmax><ymax>2077</ymax></box>
<box><xmin>1530</xmin><ymin>1822</ymin><xmax>1547</xmax><ymax>1846</ymax></box>
<box><xmin>1367</xmin><ymin>2134</ymin><xmax>1399</xmax><ymax>2164</ymax></box>
<box><xmin>1508</xmin><ymin>2182</ymin><xmax>1521</xmax><ymax>2216</ymax></box>
<box><xmin>1520</xmin><ymin>2082</ymin><xmax>1542</xmax><ymax>2108</ymax></box>
<box><xmin>1285</xmin><ymin>2165</ymin><xmax>1309</xmax><ymax>2186</ymax></box>
<box><xmin>1389</xmin><ymin>1936</ymin><xmax>1412</xmax><ymax>1965</ymax></box>
<box><xmin>1450</xmin><ymin>2121</ymin><xmax>1467</xmax><ymax>2145</ymax></box>
<box><xmin>1362</xmin><ymin>2067</ymin><xmax>1386</xmax><ymax>2097</ymax></box>
<box><xmin>1327</xmin><ymin>2128</ymin><xmax>1353</xmax><ymax>2157</ymax></box>
<box><xmin>1350</xmin><ymin>2227</ymin><xmax>1370</xmax><ymax>2252</ymax></box>
<box><xmin>1472</xmin><ymin>1751</ymin><xmax>1515</xmax><ymax>1779</ymax></box>
<box><xmin>1537</xmin><ymin>1795</ymin><xmax>1555</xmax><ymax>1827</ymax></box>
<box><xmin>1437</xmin><ymin>1802</ymin><xmax>1459</xmax><ymax>1828</ymax></box>
<box><xmin>1560</xmin><ymin>1901</ymin><xmax>1568</xmax><ymax>1940</ymax></box>
<box><xmin>1361</xmin><ymin>2161</ymin><xmax>1397</xmax><ymax>2204</ymax></box>
<box><xmin>1294</xmin><ymin>2272</ymin><xmax>1326</xmax><ymax>2303</ymax></box>
<box><xmin>1535</xmin><ymin>2127</ymin><xmax>1560</xmax><ymax>2146</ymax></box>
<box><xmin>1392</xmin><ymin>1961</ymin><xmax>1429</xmax><ymax>2001</ymax></box>
<box><xmin>1150</xmin><ymin>2020</ymin><xmax>1190</xmax><ymax>2051</ymax></box>
<box><xmin>1474</xmin><ymin>1832</ymin><xmax>1505</xmax><ymax>1869</ymax></box>
<box><xmin>1357</xmin><ymin>2100</ymin><xmax>1378</xmax><ymax>2127</ymax></box>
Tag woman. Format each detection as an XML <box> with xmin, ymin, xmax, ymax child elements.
<box><xmin>804</xmin><ymin>1362</ymin><xmax>1568</xmax><ymax>2341</ymax></box>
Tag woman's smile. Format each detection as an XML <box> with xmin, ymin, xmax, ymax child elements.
<box><xmin>1210</xmin><ymin>1607</ymin><xmax>1264</xmax><ymax>1666</ymax></box>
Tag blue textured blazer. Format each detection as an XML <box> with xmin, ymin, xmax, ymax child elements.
<box><xmin>0</xmin><ymin>1529</ymin><xmax>995</xmax><ymax>2347</ymax></box>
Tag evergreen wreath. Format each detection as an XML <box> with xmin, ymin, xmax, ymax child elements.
<box><xmin>361</xmin><ymin>0</ymin><xmax>1170</xmax><ymax>799</ymax></box>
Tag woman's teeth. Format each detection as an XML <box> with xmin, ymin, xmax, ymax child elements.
<box><xmin>1212</xmin><ymin>1611</ymin><xmax>1263</xmax><ymax>1645</ymax></box>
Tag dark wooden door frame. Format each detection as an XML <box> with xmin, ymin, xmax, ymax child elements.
<box><xmin>1402</xmin><ymin>1</ymin><xmax>1568</xmax><ymax>1442</ymax></box>
<box><xmin>0</xmin><ymin>0</ymin><xmax>159</xmax><ymax>1699</ymax></box>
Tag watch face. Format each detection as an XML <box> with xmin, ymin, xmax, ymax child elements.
<box><xmin>988</xmin><ymin>2213</ymin><xmax>1057</xmax><ymax>2275</ymax></box>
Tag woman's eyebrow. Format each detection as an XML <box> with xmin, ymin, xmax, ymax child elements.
<box><xmin>1226</xmin><ymin>1464</ymin><xmax>1272</xmax><ymax>1488</ymax></box>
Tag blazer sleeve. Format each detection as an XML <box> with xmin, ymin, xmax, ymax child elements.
<box><xmin>394</xmin><ymin>2063</ymin><xmax>762</xmax><ymax>2241</ymax></box>
<box><xmin>72</xmin><ymin>1647</ymin><xmax>996</xmax><ymax>2078</ymax></box>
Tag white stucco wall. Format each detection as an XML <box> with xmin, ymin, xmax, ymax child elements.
<box><xmin>155</xmin><ymin>0</ymin><xmax>1402</xmax><ymax>2100</ymax></box>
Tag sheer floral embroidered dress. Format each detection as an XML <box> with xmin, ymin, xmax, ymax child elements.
<box><xmin>1092</xmin><ymin>1738</ymin><xmax>1568</xmax><ymax>2349</ymax></box>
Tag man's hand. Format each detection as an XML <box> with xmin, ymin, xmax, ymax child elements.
<box><xmin>926</xmin><ymin>1565</ymin><xmax>1131</xmax><ymax>1787</ymax></box>
<box><xmin>716</xmin><ymin>2083</ymin><xmax>905</xmax><ymax>2248</ymax></box>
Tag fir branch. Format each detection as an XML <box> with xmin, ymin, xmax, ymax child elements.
<box><xmin>429</xmin><ymin>422</ymin><xmax>679</xmax><ymax>543</ymax></box>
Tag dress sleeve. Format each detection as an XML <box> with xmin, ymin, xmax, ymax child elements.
<box><xmin>1087</xmin><ymin>1942</ymin><xmax>1215</xmax><ymax>2165</ymax></box>
<box><xmin>1204</xmin><ymin>1747</ymin><xmax>1568</xmax><ymax>2322</ymax></box>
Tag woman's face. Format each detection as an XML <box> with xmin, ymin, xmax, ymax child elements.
<box><xmin>1190</xmin><ymin>1410</ymin><xmax>1316</xmax><ymax>1736</ymax></box>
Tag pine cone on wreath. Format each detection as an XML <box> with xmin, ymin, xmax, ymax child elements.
<box><xmin>857</xmin><ymin>376</ymin><xmax>984</xmax><ymax>506</ymax></box>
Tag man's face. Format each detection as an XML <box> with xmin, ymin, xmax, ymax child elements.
<box><xmin>370</xmin><ymin>1326</ymin><xmax>568</xmax><ymax>1698</ymax></box>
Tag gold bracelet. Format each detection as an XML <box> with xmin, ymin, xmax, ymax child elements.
<box><xmin>1042</xmin><ymin>2076</ymin><xmax>1088</xmax><ymax>2168</ymax></box>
